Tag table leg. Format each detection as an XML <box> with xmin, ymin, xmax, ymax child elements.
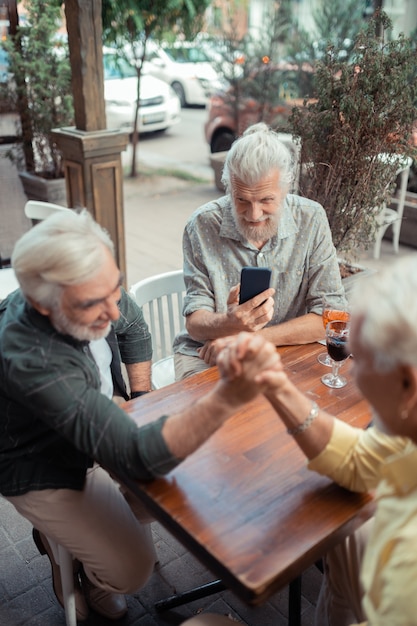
<box><xmin>155</xmin><ymin>579</ymin><xmax>226</xmax><ymax>612</ymax></box>
<box><xmin>288</xmin><ymin>576</ymin><xmax>302</xmax><ymax>626</ymax></box>
<box><xmin>155</xmin><ymin>575</ymin><xmax>303</xmax><ymax>625</ymax></box>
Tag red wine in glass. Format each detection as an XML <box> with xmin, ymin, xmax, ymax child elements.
<box><xmin>327</xmin><ymin>336</ymin><xmax>349</xmax><ymax>362</ymax></box>
<box><xmin>321</xmin><ymin>320</ymin><xmax>350</xmax><ymax>388</ymax></box>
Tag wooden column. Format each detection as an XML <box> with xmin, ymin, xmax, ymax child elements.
<box><xmin>52</xmin><ymin>0</ymin><xmax>128</xmax><ymax>278</ymax></box>
<box><xmin>52</xmin><ymin>127</ymin><xmax>128</xmax><ymax>278</ymax></box>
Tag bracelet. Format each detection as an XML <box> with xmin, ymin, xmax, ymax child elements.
<box><xmin>287</xmin><ymin>402</ymin><xmax>319</xmax><ymax>436</ymax></box>
<box><xmin>130</xmin><ymin>390</ymin><xmax>151</xmax><ymax>399</ymax></box>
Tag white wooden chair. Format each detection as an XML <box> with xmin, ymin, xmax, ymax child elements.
<box><xmin>129</xmin><ymin>270</ymin><xmax>186</xmax><ymax>389</ymax></box>
<box><xmin>373</xmin><ymin>156</ymin><xmax>412</xmax><ymax>259</ymax></box>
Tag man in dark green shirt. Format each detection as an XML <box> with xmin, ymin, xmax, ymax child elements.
<box><xmin>0</xmin><ymin>209</ymin><xmax>281</xmax><ymax>622</ymax></box>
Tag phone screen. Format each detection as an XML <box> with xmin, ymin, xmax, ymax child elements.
<box><xmin>239</xmin><ymin>267</ymin><xmax>272</xmax><ymax>304</ymax></box>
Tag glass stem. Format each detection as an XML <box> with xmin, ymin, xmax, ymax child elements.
<box><xmin>331</xmin><ymin>359</ymin><xmax>340</xmax><ymax>380</ymax></box>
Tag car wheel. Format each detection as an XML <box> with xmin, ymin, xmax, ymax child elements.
<box><xmin>171</xmin><ymin>81</ymin><xmax>186</xmax><ymax>107</ymax></box>
<box><xmin>211</xmin><ymin>130</ymin><xmax>236</xmax><ymax>153</ymax></box>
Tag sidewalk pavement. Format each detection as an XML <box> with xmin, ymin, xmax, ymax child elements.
<box><xmin>1</xmin><ymin>144</ymin><xmax>417</xmax><ymax>626</ymax></box>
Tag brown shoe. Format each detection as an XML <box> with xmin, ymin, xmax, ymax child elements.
<box><xmin>80</xmin><ymin>566</ymin><xmax>128</xmax><ymax>620</ymax></box>
<box><xmin>32</xmin><ymin>528</ymin><xmax>89</xmax><ymax>621</ymax></box>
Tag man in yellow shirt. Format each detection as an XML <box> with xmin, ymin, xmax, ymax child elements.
<box><xmin>215</xmin><ymin>254</ymin><xmax>417</xmax><ymax>626</ymax></box>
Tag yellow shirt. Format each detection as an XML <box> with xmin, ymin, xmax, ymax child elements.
<box><xmin>309</xmin><ymin>420</ymin><xmax>417</xmax><ymax>625</ymax></box>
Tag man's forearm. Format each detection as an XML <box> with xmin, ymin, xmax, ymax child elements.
<box><xmin>186</xmin><ymin>310</ymin><xmax>240</xmax><ymax>342</ymax></box>
<box><xmin>125</xmin><ymin>361</ymin><xmax>152</xmax><ymax>394</ymax></box>
<box><xmin>162</xmin><ymin>380</ymin><xmax>248</xmax><ymax>459</ymax></box>
<box><xmin>260</xmin><ymin>313</ymin><xmax>323</xmax><ymax>346</ymax></box>
<box><xmin>264</xmin><ymin>379</ymin><xmax>334</xmax><ymax>459</ymax></box>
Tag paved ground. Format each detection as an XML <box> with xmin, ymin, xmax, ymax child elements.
<box><xmin>1</xmin><ymin>137</ymin><xmax>417</xmax><ymax>626</ymax></box>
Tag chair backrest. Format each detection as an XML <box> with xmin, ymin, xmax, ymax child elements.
<box><xmin>129</xmin><ymin>270</ymin><xmax>186</xmax><ymax>363</ymax></box>
<box><xmin>1</xmin><ymin>202</ymin><xmax>72</xmax><ymax>301</ymax></box>
<box><xmin>24</xmin><ymin>200</ymin><xmax>70</xmax><ymax>222</ymax></box>
<box><xmin>390</xmin><ymin>156</ymin><xmax>412</xmax><ymax>220</ymax></box>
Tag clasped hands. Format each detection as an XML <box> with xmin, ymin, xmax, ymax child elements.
<box><xmin>215</xmin><ymin>332</ymin><xmax>287</xmax><ymax>405</ymax></box>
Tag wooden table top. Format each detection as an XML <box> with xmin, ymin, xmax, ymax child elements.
<box><xmin>122</xmin><ymin>343</ymin><xmax>374</xmax><ymax>606</ymax></box>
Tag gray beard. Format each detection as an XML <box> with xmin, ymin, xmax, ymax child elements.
<box><xmin>231</xmin><ymin>202</ymin><xmax>279</xmax><ymax>245</ymax></box>
<box><xmin>50</xmin><ymin>306</ymin><xmax>111</xmax><ymax>342</ymax></box>
<box><xmin>236</xmin><ymin>217</ymin><xmax>278</xmax><ymax>244</ymax></box>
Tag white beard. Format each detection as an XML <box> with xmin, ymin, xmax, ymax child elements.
<box><xmin>50</xmin><ymin>306</ymin><xmax>111</xmax><ymax>342</ymax></box>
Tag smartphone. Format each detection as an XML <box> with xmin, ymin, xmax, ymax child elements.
<box><xmin>239</xmin><ymin>267</ymin><xmax>272</xmax><ymax>304</ymax></box>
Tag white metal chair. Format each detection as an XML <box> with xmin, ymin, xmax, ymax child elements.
<box><xmin>373</xmin><ymin>156</ymin><xmax>412</xmax><ymax>259</ymax></box>
<box><xmin>129</xmin><ymin>269</ymin><xmax>186</xmax><ymax>389</ymax></box>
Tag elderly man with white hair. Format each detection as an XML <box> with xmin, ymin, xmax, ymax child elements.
<box><xmin>0</xmin><ymin>209</ymin><xmax>283</xmax><ymax>623</ymax></box>
<box><xmin>173</xmin><ymin>122</ymin><xmax>347</xmax><ymax>380</ymax></box>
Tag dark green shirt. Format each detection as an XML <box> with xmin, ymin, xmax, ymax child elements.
<box><xmin>0</xmin><ymin>288</ymin><xmax>179</xmax><ymax>496</ymax></box>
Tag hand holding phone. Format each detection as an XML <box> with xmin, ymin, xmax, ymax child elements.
<box><xmin>239</xmin><ymin>267</ymin><xmax>272</xmax><ymax>305</ymax></box>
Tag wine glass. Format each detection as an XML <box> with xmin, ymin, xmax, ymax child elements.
<box><xmin>321</xmin><ymin>320</ymin><xmax>350</xmax><ymax>388</ymax></box>
<box><xmin>317</xmin><ymin>297</ymin><xmax>350</xmax><ymax>366</ymax></box>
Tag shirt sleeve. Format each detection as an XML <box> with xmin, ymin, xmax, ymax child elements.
<box><xmin>303</xmin><ymin>202</ymin><xmax>347</xmax><ymax>315</ymax></box>
<box><xmin>308</xmin><ymin>421</ymin><xmax>410</xmax><ymax>492</ymax></box>
<box><xmin>113</xmin><ymin>288</ymin><xmax>153</xmax><ymax>364</ymax></box>
<box><xmin>182</xmin><ymin>220</ymin><xmax>217</xmax><ymax>317</ymax></box>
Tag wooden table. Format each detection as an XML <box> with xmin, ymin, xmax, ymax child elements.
<box><xmin>121</xmin><ymin>343</ymin><xmax>374</xmax><ymax>612</ymax></box>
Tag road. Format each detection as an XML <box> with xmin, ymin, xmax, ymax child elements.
<box><xmin>123</xmin><ymin>106</ymin><xmax>214</xmax><ymax>180</ymax></box>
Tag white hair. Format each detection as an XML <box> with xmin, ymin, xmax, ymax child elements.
<box><xmin>221</xmin><ymin>122</ymin><xmax>294</xmax><ymax>193</ymax></box>
<box><xmin>350</xmin><ymin>254</ymin><xmax>417</xmax><ymax>371</ymax></box>
<box><xmin>12</xmin><ymin>209</ymin><xmax>115</xmax><ymax>308</ymax></box>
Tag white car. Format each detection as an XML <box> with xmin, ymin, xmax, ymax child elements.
<box><xmin>103</xmin><ymin>51</ymin><xmax>181</xmax><ymax>134</ymax></box>
<box><xmin>143</xmin><ymin>42</ymin><xmax>223</xmax><ymax>107</ymax></box>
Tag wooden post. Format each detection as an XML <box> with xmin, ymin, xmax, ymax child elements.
<box><xmin>52</xmin><ymin>0</ymin><xmax>128</xmax><ymax>279</ymax></box>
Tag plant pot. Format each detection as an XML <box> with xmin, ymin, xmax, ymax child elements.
<box><xmin>338</xmin><ymin>259</ymin><xmax>375</xmax><ymax>298</ymax></box>
<box><xmin>209</xmin><ymin>151</ymin><xmax>228</xmax><ymax>192</ymax></box>
<box><xmin>18</xmin><ymin>171</ymin><xmax>67</xmax><ymax>206</ymax></box>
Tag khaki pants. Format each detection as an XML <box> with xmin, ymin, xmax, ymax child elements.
<box><xmin>315</xmin><ymin>518</ymin><xmax>373</xmax><ymax>626</ymax></box>
<box><xmin>7</xmin><ymin>464</ymin><xmax>155</xmax><ymax>594</ymax></box>
<box><xmin>174</xmin><ymin>352</ymin><xmax>210</xmax><ymax>381</ymax></box>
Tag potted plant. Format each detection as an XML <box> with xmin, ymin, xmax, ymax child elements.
<box><xmin>0</xmin><ymin>0</ymin><xmax>74</xmax><ymax>204</ymax></box>
<box><xmin>288</xmin><ymin>12</ymin><xmax>417</xmax><ymax>261</ymax></box>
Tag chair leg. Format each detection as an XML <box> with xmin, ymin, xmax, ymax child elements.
<box><xmin>392</xmin><ymin>221</ymin><xmax>401</xmax><ymax>254</ymax></box>
<box><xmin>373</xmin><ymin>232</ymin><xmax>383</xmax><ymax>259</ymax></box>
<box><xmin>288</xmin><ymin>576</ymin><xmax>302</xmax><ymax>626</ymax></box>
<box><xmin>42</xmin><ymin>539</ymin><xmax>76</xmax><ymax>626</ymax></box>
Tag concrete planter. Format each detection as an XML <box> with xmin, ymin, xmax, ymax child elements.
<box><xmin>209</xmin><ymin>151</ymin><xmax>228</xmax><ymax>192</ymax></box>
<box><xmin>18</xmin><ymin>171</ymin><xmax>67</xmax><ymax>206</ymax></box>
<box><xmin>339</xmin><ymin>259</ymin><xmax>375</xmax><ymax>298</ymax></box>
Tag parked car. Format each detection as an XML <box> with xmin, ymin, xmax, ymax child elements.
<box><xmin>103</xmin><ymin>50</ymin><xmax>181</xmax><ymax>135</ymax></box>
<box><xmin>0</xmin><ymin>48</ymin><xmax>9</xmax><ymax>85</ymax></box>
<box><xmin>143</xmin><ymin>41</ymin><xmax>223</xmax><ymax>107</ymax></box>
<box><xmin>204</xmin><ymin>63</ymin><xmax>314</xmax><ymax>153</ymax></box>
